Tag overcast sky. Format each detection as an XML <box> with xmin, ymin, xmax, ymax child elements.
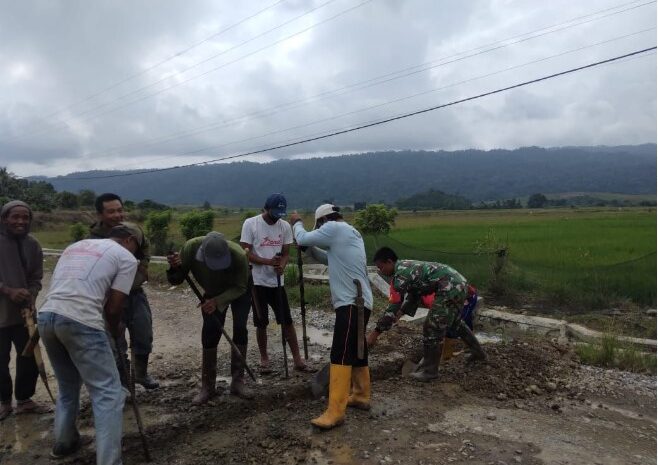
<box><xmin>1</xmin><ymin>0</ymin><xmax>655</xmax><ymax>177</ymax></box>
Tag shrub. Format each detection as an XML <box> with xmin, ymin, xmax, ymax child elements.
<box><xmin>69</xmin><ymin>222</ymin><xmax>87</xmax><ymax>243</ymax></box>
<box><xmin>144</xmin><ymin>210</ymin><xmax>172</xmax><ymax>255</ymax></box>
<box><xmin>179</xmin><ymin>210</ymin><xmax>215</xmax><ymax>240</ymax></box>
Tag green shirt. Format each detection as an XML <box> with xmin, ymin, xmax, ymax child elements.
<box><xmin>167</xmin><ymin>237</ymin><xmax>248</xmax><ymax>311</ymax></box>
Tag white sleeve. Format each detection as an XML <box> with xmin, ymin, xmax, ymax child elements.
<box><xmin>282</xmin><ymin>221</ymin><xmax>294</xmax><ymax>245</ymax></box>
<box><xmin>111</xmin><ymin>250</ymin><xmax>138</xmax><ymax>295</ymax></box>
<box><xmin>240</xmin><ymin>217</ymin><xmax>254</xmax><ymax>245</ymax></box>
<box><xmin>293</xmin><ymin>221</ymin><xmax>334</xmax><ymax>249</ymax></box>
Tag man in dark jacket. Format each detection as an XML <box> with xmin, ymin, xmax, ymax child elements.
<box><xmin>0</xmin><ymin>200</ymin><xmax>49</xmax><ymax>420</ymax></box>
<box><xmin>89</xmin><ymin>193</ymin><xmax>159</xmax><ymax>389</ymax></box>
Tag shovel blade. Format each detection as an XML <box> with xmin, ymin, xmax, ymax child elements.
<box><xmin>401</xmin><ymin>357</ymin><xmax>424</xmax><ymax>377</ymax></box>
<box><xmin>310</xmin><ymin>363</ymin><xmax>330</xmax><ymax>399</ymax></box>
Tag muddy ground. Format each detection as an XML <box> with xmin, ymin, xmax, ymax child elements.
<box><xmin>0</xmin><ymin>278</ymin><xmax>655</xmax><ymax>465</ymax></box>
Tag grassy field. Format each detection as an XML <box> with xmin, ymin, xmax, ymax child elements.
<box><xmin>33</xmin><ymin>207</ymin><xmax>656</xmax><ymax>316</ymax></box>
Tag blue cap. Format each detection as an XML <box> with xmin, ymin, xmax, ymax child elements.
<box><xmin>264</xmin><ymin>193</ymin><xmax>287</xmax><ymax>219</ymax></box>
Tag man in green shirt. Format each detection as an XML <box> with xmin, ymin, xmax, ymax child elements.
<box><xmin>166</xmin><ymin>232</ymin><xmax>253</xmax><ymax>404</ymax></box>
<box><xmin>367</xmin><ymin>247</ymin><xmax>485</xmax><ymax>382</ymax></box>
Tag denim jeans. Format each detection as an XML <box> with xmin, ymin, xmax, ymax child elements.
<box><xmin>38</xmin><ymin>312</ymin><xmax>125</xmax><ymax>465</ymax></box>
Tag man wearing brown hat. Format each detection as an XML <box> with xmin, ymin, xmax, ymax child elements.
<box><xmin>166</xmin><ymin>232</ymin><xmax>253</xmax><ymax>404</ymax></box>
<box><xmin>89</xmin><ymin>193</ymin><xmax>159</xmax><ymax>389</ymax></box>
<box><xmin>0</xmin><ymin>200</ymin><xmax>49</xmax><ymax>420</ymax></box>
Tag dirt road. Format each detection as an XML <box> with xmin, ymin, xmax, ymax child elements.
<box><xmin>0</xmin><ymin>279</ymin><xmax>655</xmax><ymax>465</ymax></box>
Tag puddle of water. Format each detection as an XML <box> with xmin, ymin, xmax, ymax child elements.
<box><xmin>308</xmin><ymin>444</ymin><xmax>355</xmax><ymax>465</ymax></box>
<box><xmin>478</xmin><ymin>331</ymin><xmax>502</xmax><ymax>344</ymax></box>
<box><xmin>301</xmin><ymin>325</ymin><xmax>333</xmax><ymax>349</ymax></box>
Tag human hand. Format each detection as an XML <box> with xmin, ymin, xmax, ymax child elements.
<box><xmin>167</xmin><ymin>252</ymin><xmax>182</xmax><ymax>269</ymax></box>
<box><xmin>366</xmin><ymin>331</ymin><xmax>380</xmax><ymax>348</ymax></box>
<box><xmin>198</xmin><ymin>299</ymin><xmax>217</xmax><ymax>314</ymax></box>
<box><xmin>289</xmin><ymin>211</ymin><xmax>302</xmax><ymax>225</ymax></box>
<box><xmin>5</xmin><ymin>287</ymin><xmax>31</xmax><ymax>304</ymax></box>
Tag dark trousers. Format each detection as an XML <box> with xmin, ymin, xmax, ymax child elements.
<box><xmin>115</xmin><ymin>289</ymin><xmax>154</xmax><ymax>358</ymax></box>
<box><xmin>0</xmin><ymin>324</ymin><xmax>38</xmax><ymax>403</ymax></box>
<box><xmin>202</xmin><ymin>292</ymin><xmax>250</xmax><ymax>349</ymax></box>
<box><xmin>330</xmin><ymin>305</ymin><xmax>371</xmax><ymax>367</ymax></box>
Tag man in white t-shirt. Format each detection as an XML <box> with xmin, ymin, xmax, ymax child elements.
<box><xmin>38</xmin><ymin>225</ymin><xmax>140</xmax><ymax>465</ymax></box>
<box><xmin>240</xmin><ymin>194</ymin><xmax>310</xmax><ymax>373</ymax></box>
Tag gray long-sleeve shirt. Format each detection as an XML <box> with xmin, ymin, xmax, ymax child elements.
<box><xmin>293</xmin><ymin>220</ymin><xmax>373</xmax><ymax>310</ymax></box>
<box><xmin>0</xmin><ymin>230</ymin><xmax>43</xmax><ymax>328</ymax></box>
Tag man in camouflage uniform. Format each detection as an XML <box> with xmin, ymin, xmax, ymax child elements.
<box><xmin>367</xmin><ymin>247</ymin><xmax>485</xmax><ymax>382</ymax></box>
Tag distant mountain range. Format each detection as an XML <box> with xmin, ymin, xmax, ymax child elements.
<box><xmin>40</xmin><ymin>144</ymin><xmax>656</xmax><ymax>207</ymax></box>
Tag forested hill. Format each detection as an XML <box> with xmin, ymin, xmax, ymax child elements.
<box><xmin>43</xmin><ymin>144</ymin><xmax>656</xmax><ymax>207</ymax></box>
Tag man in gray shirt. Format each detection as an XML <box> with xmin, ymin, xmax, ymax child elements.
<box><xmin>0</xmin><ymin>200</ymin><xmax>49</xmax><ymax>420</ymax></box>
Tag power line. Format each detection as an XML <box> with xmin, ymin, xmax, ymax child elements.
<box><xmin>61</xmin><ymin>46</ymin><xmax>656</xmax><ymax>181</ymax></box>
<box><xmin>47</xmin><ymin>0</ymin><xmax>658</xmax><ymax>165</ymax></box>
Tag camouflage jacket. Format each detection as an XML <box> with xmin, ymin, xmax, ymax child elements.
<box><xmin>375</xmin><ymin>259</ymin><xmax>468</xmax><ymax>332</ymax></box>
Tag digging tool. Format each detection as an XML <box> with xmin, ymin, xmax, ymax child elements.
<box><xmin>21</xmin><ymin>307</ymin><xmax>55</xmax><ymax>404</ymax></box>
<box><xmin>183</xmin><ymin>274</ymin><xmax>257</xmax><ymax>383</ymax></box>
<box><xmin>275</xmin><ymin>252</ymin><xmax>289</xmax><ymax>379</ymax></box>
<box><xmin>296</xmin><ymin>246</ymin><xmax>309</xmax><ymax>359</ymax></box>
<box><xmin>116</xmin><ymin>341</ymin><xmax>152</xmax><ymax>462</ymax></box>
<box><xmin>244</xmin><ymin>247</ymin><xmax>265</xmax><ymax>323</ymax></box>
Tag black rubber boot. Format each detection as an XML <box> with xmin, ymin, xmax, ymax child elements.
<box><xmin>192</xmin><ymin>348</ymin><xmax>217</xmax><ymax>405</ymax></box>
<box><xmin>230</xmin><ymin>344</ymin><xmax>254</xmax><ymax>400</ymax></box>
<box><xmin>457</xmin><ymin>324</ymin><xmax>486</xmax><ymax>363</ymax></box>
<box><xmin>410</xmin><ymin>343</ymin><xmax>440</xmax><ymax>382</ymax></box>
<box><xmin>134</xmin><ymin>354</ymin><xmax>160</xmax><ymax>390</ymax></box>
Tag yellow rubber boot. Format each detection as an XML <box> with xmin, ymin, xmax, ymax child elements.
<box><xmin>311</xmin><ymin>364</ymin><xmax>352</xmax><ymax>430</ymax></box>
<box><xmin>347</xmin><ymin>366</ymin><xmax>371</xmax><ymax>410</ymax></box>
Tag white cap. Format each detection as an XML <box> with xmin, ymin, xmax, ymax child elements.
<box><xmin>314</xmin><ymin>204</ymin><xmax>338</xmax><ymax>229</ymax></box>
<box><xmin>314</xmin><ymin>204</ymin><xmax>337</xmax><ymax>221</ymax></box>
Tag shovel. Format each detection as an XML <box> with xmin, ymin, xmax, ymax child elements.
<box><xmin>309</xmin><ymin>362</ymin><xmax>330</xmax><ymax>399</ymax></box>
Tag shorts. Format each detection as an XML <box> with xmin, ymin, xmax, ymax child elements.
<box><xmin>251</xmin><ymin>285</ymin><xmax>293</xmax><ymax>328</ymax></box>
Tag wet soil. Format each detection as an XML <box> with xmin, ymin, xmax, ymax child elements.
<box><xmin>0</xmin><ymin>279</ymin><xmax>655</xmax><ymax>465</ymax></box>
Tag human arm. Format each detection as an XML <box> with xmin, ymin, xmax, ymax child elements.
<box><xmin>106</xmin><ymin>251</ymin><xmax>138</xmax><ymax>337</ymax></box>
<box><xmin>166</xmin><ymin>241</ymin><xmax>194</xmax><ymax>285</ymax></box>
<box><xmin>212</xmin><ymin>247</ymin><xmax>249</xmax><ymax>311</ymax></box>
<box><xmin>27</xmin><ymin>242</ymin><xmax>43</xmax><ymax>301</ymax></box>
<box><xmin>292</xmin><ymin>220</ymin><xmax>334</xmax><ymax>249</ymax></box>
<box><xmin>132</xmin><ymin>236</ymin><xmax>150</xmax><ymax>288</ymax></box>
<box><xmin>304</xmin><ymin>245</ymin><xmax>328</xmax><ymax>265</ymax></box>
<box><xmin>0</xmin><ymin>284</ymin><xmax>31</xmax><ymax>304</ymax></box>
<box><xmin>105</xmin><ymin>289</ymin><xmax>128</xmax><ymax>338</ymax></box>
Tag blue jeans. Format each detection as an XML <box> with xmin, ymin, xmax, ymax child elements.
<box><xmin>38</xmin><ymin>312</ymin><xmax>125</xmax><ymax>465</ymax></box>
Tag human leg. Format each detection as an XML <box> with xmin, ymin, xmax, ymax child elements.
<box><xmin>128</xmin><ymin>291</ymin><xmax>159</xmax><ymax>389</ymax></box>
<box><xmin>229</xmin><ymin>292</ymin><xmax>254</xmax><ymax>399</ymax></box>
<box><xmin>52</xmin><ymin>314</ymin><xmax>125</xmax><ymax>465</ymax></box>
<box><xmin>193</xmin><ymin>309</ymin><xmax>225</xmax><ymax>405</ymax></box>
<box><xmin>0</xmin><ymin>326</ymin><xmax>14</xmax><ymax>419</ymax></box>
<box><xmin>252</xmin><ymin>286</ymin><xmax>271</xmax><ymax>371</ymax></box>
<box><xmin>37</xmin><ymin>312</ymin><xmax>84</xmax><ymax>456</ymax></box>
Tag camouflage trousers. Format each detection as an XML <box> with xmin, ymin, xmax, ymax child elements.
<box><xmin>422</xmin><ymin>287</ymin><xmax>468</xmax><ymax>347</ymax></box>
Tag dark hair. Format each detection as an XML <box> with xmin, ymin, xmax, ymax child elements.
<box><xmin>373</xmin><ymin>246</ymin><xmax>398</xmax><ymax>263</ymax></box>
<box><xmin>107</xmin><ymin>224</ymin><xmax>132</xmax><ymax>240</ymax></box>
<box><xmin>95</xmin><ymin>193</ymin><xmax>123</xmax><ymax>214</ymax></box>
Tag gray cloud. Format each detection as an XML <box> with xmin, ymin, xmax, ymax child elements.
<box><xmin>0</xmin><ymin>0</ymin><xmax>655</xmax><ymax>177</ymax></box>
